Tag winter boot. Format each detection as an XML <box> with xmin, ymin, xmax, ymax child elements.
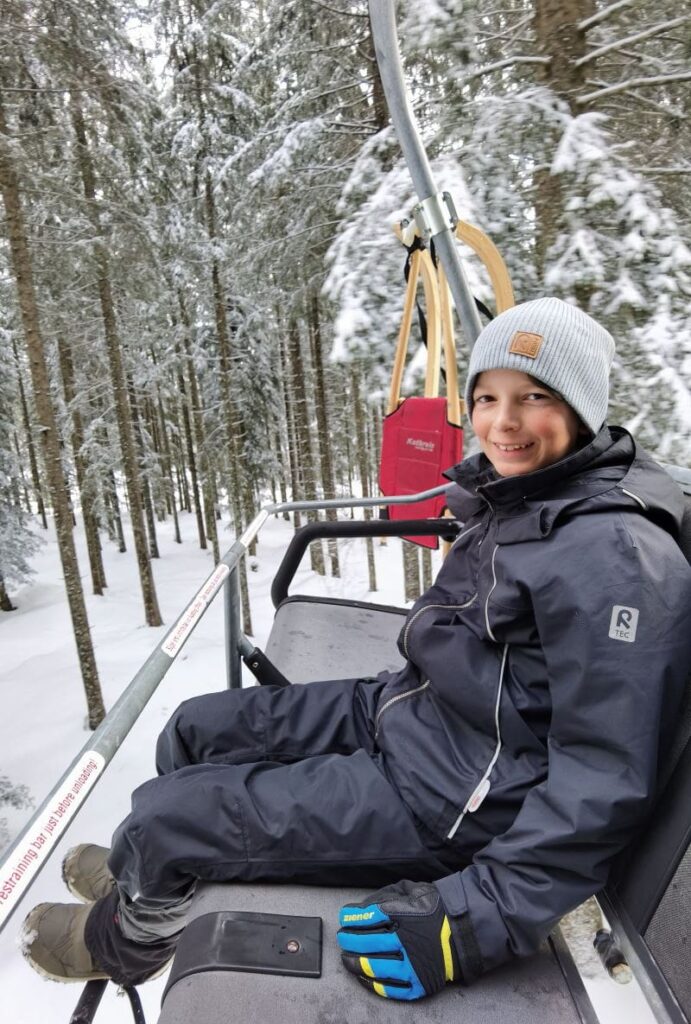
<box><xmin>22</xmin><ymin>902</ymin><xmax>109</xmax><ymax>983</ymax></box>
<box><xmin>23</xmin><ymin>891</ymin><xmax>177</xmax><ymax>987</ymax></box>
<box><xmin>62</xmin><ymin>844</ymin><xmax>115</xmax><ymax>903</ymax></box>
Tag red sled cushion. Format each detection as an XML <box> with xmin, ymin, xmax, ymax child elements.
<box><xmin>379</xmin><ymin>396</ymin><xmax>463</xmax><ymax>549</ymax></box>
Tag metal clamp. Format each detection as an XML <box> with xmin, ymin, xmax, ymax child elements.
<box><xmin>413</xmin><ymin>191</ymin><xmax>458</xmax><ymax>240</ymax></box>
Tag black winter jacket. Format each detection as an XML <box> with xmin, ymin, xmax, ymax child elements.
<box><xmin>374</xmin><ymin>426</ymin><xmax>691</xmax><ymax>981</ymax></box>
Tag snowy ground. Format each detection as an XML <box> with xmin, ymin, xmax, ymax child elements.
<box><xmin>0</xmin><ymin>509</ymin><xmax>656</xmax><ymax>1023</ymax></box>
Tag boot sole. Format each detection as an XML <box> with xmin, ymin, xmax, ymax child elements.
<box><xmin>24</xmin><ymin>949</ymin><xmax>173</xmax><ymax>985</ymax></box>
<box><xmin>24</xmin><ymin>953</ymin><xmax>111</xmax><ymax>984</ymax></box>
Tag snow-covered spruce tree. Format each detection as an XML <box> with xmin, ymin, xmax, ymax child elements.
<box><xmin>63</xmin><ymin>59</ymin><xmax>163</xmax><ymax>623</ymax></box>
<box><xmin>0</xmin><ymin>324</ymin><xmax>43</xmax><ymax>610</ymax></box>
<box><xmin>395</xmin><ymin>0</ymin><xmax>691</xmax><ymax>462</ymax></box>
<box><xmin>2</xmin><ymin>0</ymin><xmax>169</xmax><ymax>627</ymax></box>
<box><xmin>224</xmin><ymin>0</ymin><xmax>387</xmax><ymax>507</ymax></box>
<box><xmin>531</xmin><ymin>0</ymin><xmax>691</xmax><ymax>462</ymax></box>
<box><xmin>545</xmin><ymin>111</ymin><xmax>691</xmax><ymax>462</ymax></box>
<box><xmin>0</xmin><ymin>116</ymin><xmax>105</xmax><ymax>724</ymax></box>
<box><xmin>157</xmin><ymin>0</ymin><xmax>276</xmax><ymax>627</ymax></box>
<box><xmin>0</xmin><ymin>12</ymin><xmax>107</xmax><ymax>726</ymax></box>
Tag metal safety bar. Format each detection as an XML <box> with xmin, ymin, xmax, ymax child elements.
<box><xmin>0</xmin><ymin>483</ymin><xmax>452</xmax><ymax>933</ymax></box>
<box><xmin>270</xmin><ymin>517</ymin><xmax>460</xmax><ymax>607</ymax></box>
<box><xmin>368</xmin><ymin>0</ymin><xmax>483</xmax><ymax>347</ymax></box>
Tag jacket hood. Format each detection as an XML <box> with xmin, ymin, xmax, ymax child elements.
<box><xmin>444</xmin><ymin>426</ymin><xmax>687</xmax><ymax>544</ymax></box>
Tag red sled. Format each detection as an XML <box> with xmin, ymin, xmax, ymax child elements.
<box><xmin>379</xmin><ymin>397</ymin><xmax>463</xmax><ymax>548</ymax></box>
<box><xmin>379</xmin><ymin>244</ymin><xmax>463</xmax><ymax>549</ymax></box>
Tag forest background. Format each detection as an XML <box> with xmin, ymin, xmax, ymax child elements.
<box><xmin>1</xmin><ymin>0</ymin><xmax>690</xmax><ymax>736</ymax></box>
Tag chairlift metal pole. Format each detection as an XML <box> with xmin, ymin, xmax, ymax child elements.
<box><xmin>224</xmin><ymin>568</ymin><xmax>243</xmax><ymax>689</ymax></box>
<box><xmin>368</xmin><ymin>0</ymin><xmax>483</xmax><ymax>349</ymax></box>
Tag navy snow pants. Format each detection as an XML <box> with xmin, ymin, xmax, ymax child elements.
<box><xmin>108</xmin><ymin>678</ymin><xmax>455</xmax><ymax>902</ymax></box>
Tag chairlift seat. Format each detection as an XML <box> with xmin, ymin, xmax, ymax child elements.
<box><xmin>158</xmin><ymin>880</ymin><xmax>586</xmax><ymax>1024</ymax></box>
<box><xmin>264</xmin><ymin>596</ymin><xmax>407</xmax><ymax>682</ymax></box>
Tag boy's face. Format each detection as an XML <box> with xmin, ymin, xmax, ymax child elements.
<box><xmin>471</xmin><ymin>369</ymin><xmax>584</xmax><ymax>477</ymax></box>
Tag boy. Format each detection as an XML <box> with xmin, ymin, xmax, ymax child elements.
<box><xmin>24</xmin><ymin>298</ymin><xmax>691</xmax><ymax>1000</ymax></box>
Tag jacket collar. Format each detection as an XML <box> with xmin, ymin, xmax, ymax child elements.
<box><xmin>445</xmin><ymin>426</ymin><xmax>686</xmax><ymax>543</ymax></box>
<box><xmin>444</xmin><ymin>427</ymin><xmax>636</xmax><ymax>541</ymax></box>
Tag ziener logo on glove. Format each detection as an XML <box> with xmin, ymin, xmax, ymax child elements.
<box><xmin>342</xmin><ymin>911</ymin><xmax>376</xmax><ymax>923</ymax></box>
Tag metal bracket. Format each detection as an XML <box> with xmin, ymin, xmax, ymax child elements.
<box><xmin>413</xmin><ymin>191</ymin><xmax>458</xmax><ymax>241</ymax></box>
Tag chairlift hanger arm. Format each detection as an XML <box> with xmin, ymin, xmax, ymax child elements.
<box><xmin>368</xmin><ymin>0</ymin><xmax>483</xmax><ymax>349</ymax></box>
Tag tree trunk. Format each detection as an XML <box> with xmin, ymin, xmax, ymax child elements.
<box><xmin>192</xmin><ymin>57</ymin><xmax>255</xmax><ymax>550</ymax></box>
<box><xmin>371</xmin><ymin>401</ymin><xmax>388</xmax><ymax>548</ymax></box>
<box><xmin>175</xmin><ymin>346</ymin><xmax>206</xmax><ymax>549</ymax></box>
<box><xmin>421</xmin><ymin>548</ymin><xmax>433</xmax><ymax>591</ymax></box>
<box><xmin>288</xmin><ymin>319</ymin><xmax>325</xmax><ymax>575</ymax></box>
<box><xmin>12</xmin><ymin>430</ymin><xmax>32</xmax><ymax>512</ymax></box>
<box><xmin>56</xmin><ymin>333</ymin><xmax>107</xmax><ymax>594</ymax></box>
<box><xmin>12</xmin><ymin>337</ymin><xmax>47</xmax><ymax>528</ymax></box>
<box><xmin>156</xmin><ymin>392</ymin><xmax>182</xmax><ymax>543</ymax></box>
<box><xmin>308</xmin><ymin>295</ymin><xmax>340</xmax><ymax>576</ymax></box>
<box><xmin>367</xmin><ymin>12</ymin><xmax>390</xmax><ymax>135</ymax></box>
<box><xmin>0</xmin><ymin>575</ymin><xmax>16</xmax><ymax>612</ymax></box>
<box><xmin>105</xmin><ymin>465</ymin><xmax>126</xmax><ymax>553</ymax></box>
<box><xmin>145</xmin><ymin>395</ymin><xmax>167</xmax><ymax>521</ymax></box>
<box><xmin>279</xmin><ymin>332</ymin><xmax>303</xmax><ymax>530</ymax></box>
<box><xmin>199</xmin><ymin>163</ymin><xmax>251</xmax><ymax>631</ymax></box>
<box><xmin>89</xmin><ymin>401</ymin><xmax>127</xmax><ymax>553</ymax></box>
<box><xmin>179</xmin><ymin>440</ymin><xmax>192</xmax><ymax>512</ymax></box>
<box><xmin>70</xmin><ymin>96</ymin><xmax>162</xmax><ymax>626</ymax></box>
<box><xmin>0</xmin><ymin>95</ymin><xmax>106</xmax><ymax>727</ymax></box>
<box><xmin>126</xmin><ymin>375</ymin><xmax>160</xmax><ymax>559</ymax></box>
<box><xmin>351</xmin><ymin>364</ymin><xmax>377</xmax><ymax>592</ymax></box>
<box><xmin>403</xmin><ymin>543</ymin><xmax>421</xmax><ymax>602</ymax></box>
<box><xmin>533</xmin><ymin>0</ymin><xmax>596</xmax><ymax>281</ymax></box>
<box><xmin>181</xmin><ymin>313</ymin><xmax>219</xmax><ymax>563</ymax></box>
<box><xmin>269</xmin><ymin>425</ymin><xmax>289</xmax><ymax>516</ymax></box>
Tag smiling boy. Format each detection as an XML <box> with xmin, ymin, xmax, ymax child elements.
<box><xmin>24</xmin><ymin>298</ymin><xmax>691</xmax><ymax>1002</ymax></box>
<box><xmin>471</xmin><ymin>369</ymin><xmax>586</xmax><ymax>475</ymax></box>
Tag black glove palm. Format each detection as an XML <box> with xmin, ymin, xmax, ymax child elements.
<box><xmin>337</xmin><ymin>880</ymin><xmax>459</xmax><ymax>1001</ymax></box>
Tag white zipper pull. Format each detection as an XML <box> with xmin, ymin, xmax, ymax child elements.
<box><xmin>447</xmin><ymin>778</ymin><xmax>492</xmax><ymax>839</ymax></box>
<box><xmin>467</xmin><ymin>778</ymin><xmax>491</xmax><ymax>813</ymax></box>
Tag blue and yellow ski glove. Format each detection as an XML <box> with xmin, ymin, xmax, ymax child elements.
<box><xmin>337</xmin><ymin>880</ymin><xmax>459</xmax><ymax>1001</ymax></box>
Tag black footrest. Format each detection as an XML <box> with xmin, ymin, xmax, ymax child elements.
<box><xmin>163</xmin><ymin>911</ymin><xmax>322</xmax><ymax>1001</ymax></box>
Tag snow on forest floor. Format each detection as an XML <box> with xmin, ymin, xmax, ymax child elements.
<box><xmin>0</xmin><ymin>508</ymin><xmax>656</xmax><ymax>1023</ymax></box>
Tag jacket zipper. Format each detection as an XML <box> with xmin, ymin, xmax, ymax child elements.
<box><xmin>374</xmin><ymin>679</ymin><xmax>431</xmax><ymax>738</ymax></box>
<box><xmin>447</xmin><ymin>642</ymin><xmax>509</xmax><ymax>840</ymax></box>
<box><xmin>484</xmin><ymin>545</ymin><xmax>500</xmax><ymax>642</ymax></box>
<box><xmin>620</xmin><ymin>486</ymin><xmax>648</xmax><ymax>510</ymax></box>
<box><xmin>476</xmin><ymin>494</ymin><xmax>494</xmax><ymax>548</ymax></box>
<box><xmin>401</xmin><ymin>594</ymin><xmax>477</xmax><ymax>659</ymax></box>
<box><xmin>451</xmin><ymin>521</ymin><xmax>482</xmax><ymax>548</ymax></box>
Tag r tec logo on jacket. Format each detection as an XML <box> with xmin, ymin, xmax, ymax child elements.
<box><xmin>608</xmin><ymin>605</ymin><xmax>639</xmax><ymax>643</ymax></box>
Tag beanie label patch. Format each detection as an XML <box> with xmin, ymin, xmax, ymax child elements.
<box><xmin>509</xmin><ymin>331</ymin><xmax>543</xmax><ymax>358</ymax></box>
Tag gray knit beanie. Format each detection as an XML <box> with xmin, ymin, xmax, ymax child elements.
<box><xmin>465</xmin><ymin>297</ymin><xmax>614</xmax><ymax>435</ymax></box>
